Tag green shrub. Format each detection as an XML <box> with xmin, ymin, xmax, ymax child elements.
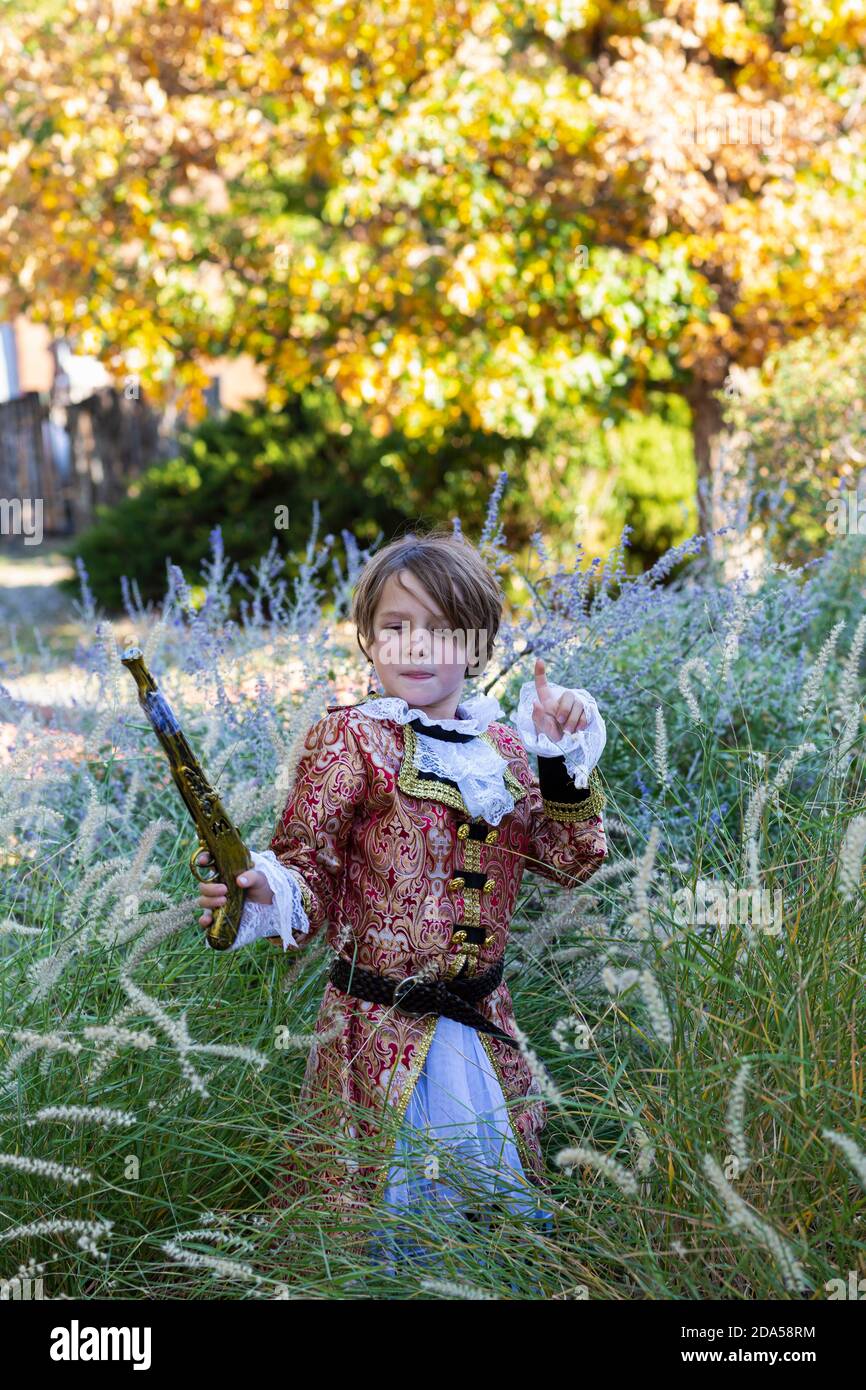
<box><xmin>62</xmin><ymin>387</ymin><xmax>697</xmax><ymax>611</ymax></box>
<box><xmin>61</xmin><ymin>390</ymin><xmax>542</xmax><ymax>609</ymax></box>
<box><xmin>724</xmin><ymin>320</ymin><xmax>866</xmax><ymax>567</ymax></box>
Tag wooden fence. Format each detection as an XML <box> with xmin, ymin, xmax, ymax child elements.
<box><xmin>0</xmin><ymin>387</ymin><xmax>167</xmax><ymax>536</ymax></box>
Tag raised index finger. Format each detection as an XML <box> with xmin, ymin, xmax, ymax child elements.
<box><xmin>534</xmin><ymin>656</ymin><xmax>552</xmax><ymax>705</ymax></box>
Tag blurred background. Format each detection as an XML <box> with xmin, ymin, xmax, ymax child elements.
<box><xmin>1</xmin><ymin>0</ymin><xmax>865</xmax><ymax>610</ymax></box>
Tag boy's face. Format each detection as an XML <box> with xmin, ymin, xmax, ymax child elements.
<box><xmin>367</xmin><ymin>569</ymin><xmax>477</xmax><ymax>717</ymax></box>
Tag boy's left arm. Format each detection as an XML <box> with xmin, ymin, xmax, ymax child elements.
<box><xmin>503</xmin><ymin>678</ymin><xmax>608</xmax><ymax>889</ymax></box>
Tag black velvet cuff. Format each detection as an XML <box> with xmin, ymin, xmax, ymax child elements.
<box><xmin>537</xmin><ymin>759</ymin><xmax>605</xmax><ymax>823</ymax></box>
<box><xmin>537</xmin><ymin>753</ymin><xmax>590</xmax><ymax>804</ymax></box>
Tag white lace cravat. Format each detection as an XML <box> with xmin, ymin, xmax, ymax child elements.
<box><xmin>360</xmin><ymin>682</ymin><xmax>606</xmax><ymax>813</ymax></box>
<box><xmin>359</xmin><ymin>693</ymin><xmax>516</xmax><ymax>823</ymax></box>
<box><xmin>225</xmin><ymin>681</ymin><xmax>606</xmax><ymax>951</ymax></box>
<box><xmin>366</xmin><ymin>690</ymin><xmax>503</xmax><ymax>737</ymax></box>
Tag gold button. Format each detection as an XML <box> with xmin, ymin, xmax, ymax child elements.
<box><xmin>482</xmin><ymin>878</ymin><xmax>495</xmax><ymax>894</ymax></box>
<box><xmin>457</xmin><ymin>823</ymin><xmax>469</xmax><ymax>840</ymax></box>
<box><xmin>483</xmin><ymin>933</ymin><xmax>495</xmax><ymax>948</ymax></box>
<box><xmin>449</xmin><ymin>876</ymin><xmax>465</xmax><ymax>891</ymax></box>
<box><xmin>452</xmin><ymin>930</ymin><xmax>467</xmax><ymax>944</ymax></box>
<box><xmin>484</xmin><ymin>828</ymin><xmax>499</xmax><ymax>845</ymax></box>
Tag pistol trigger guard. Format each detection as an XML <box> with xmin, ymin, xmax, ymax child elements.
<box><xmin>189</xmin><ymin>840</ymin><xmax>219</xmax><ymax>883</ymax></box>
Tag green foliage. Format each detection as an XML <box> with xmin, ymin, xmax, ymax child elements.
<box><xmin>486</xmin><ymin>394</ymin><xmax>696</xmax><ymax>577</ymax></box>
<box><xmin>603</xmin><ymin>395</ymin><xmax>697</xmax><ymax>571</ymax></box>
<box><xmin>63</xmin><ymin>390</ymin><xmax>697</xmax><ymax>610</ymax></box>
<box><xmin>724</xmin><ymin>321</ymin><xmax>866</xmax><ymax>567</ymax></box>
<box><xmin>7</xmin><ymin>0</ymin><xmax>866</xmax><ymax>452</ymax></box>
<box><xmin>61</xmin><ymin>390</ymin><xmax>530</xmax><ymax>608</ymax></box>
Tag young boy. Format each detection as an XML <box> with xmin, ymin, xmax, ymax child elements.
<box><xmin>197</xmin><ymin>528</ymin><xmax>607</xmax><ymax>1246</ymax></box>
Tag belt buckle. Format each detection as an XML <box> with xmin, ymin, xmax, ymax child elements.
<box><xmin>393</xmin><ymin>974</ymin><xmax>427</xmax><ymax>1016</ymax></box>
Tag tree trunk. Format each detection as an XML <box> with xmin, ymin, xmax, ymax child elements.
<box><xmin>687</xmin><ymin>379</ymin><xmax>728</xmax><ymax>548</ymax></box>
<box><xmin>687</xmin><ymin>373</ymin><xmax>766</xmax><ymax>583</ymax></box>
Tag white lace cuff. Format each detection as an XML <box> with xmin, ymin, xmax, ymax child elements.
<box><xmin>226</xmin><ymin>849</ymin><xmax>312</xmax><ymax>953</ymax></box>
<box><xmin>509</xmin><ymin>683</ymin><xmax>606</xmax><ymax>791</ymax></box>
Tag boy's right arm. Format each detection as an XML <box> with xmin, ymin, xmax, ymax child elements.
<box><xmin>196</xmin><ymin>709</ymin><xmax>369</xmax><ymax>953</ymax></box>
<box><xmin>267</xmin><ymin>708</ymin><xmax>369</xmax><ymax>942</ymax></box>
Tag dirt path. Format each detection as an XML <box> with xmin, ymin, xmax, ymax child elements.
<box><xmin>0</xmin><ymin>544</ymin><xmax>82</xmax><ymax>666</ymax></box>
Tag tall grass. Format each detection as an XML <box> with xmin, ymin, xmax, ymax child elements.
<box><xmin>1</xmin><ymin>500</ymin><xmax>865</xmax><ymax>1300</ymax></box>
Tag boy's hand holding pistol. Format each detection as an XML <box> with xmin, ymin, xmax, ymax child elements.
<box><xmin>196</xmin><ymin>853</ymin><xmax>274</xmax><ymax>933</ymax></box>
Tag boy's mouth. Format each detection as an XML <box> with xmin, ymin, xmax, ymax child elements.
<box><xmin>399</xmin><ymin>671</ymin><xmax>434</xmax><ymax>680</ymax></box>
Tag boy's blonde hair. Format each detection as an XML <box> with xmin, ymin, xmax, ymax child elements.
<box><xmin>352</xmin><ymin>527</ymin><xmax>503</xmax><ymax>677</ymax></box>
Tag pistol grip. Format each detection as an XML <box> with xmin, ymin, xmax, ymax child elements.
<box><xmin>207</xmin><ymin>879</ymin><xmax>247</xmax><ymax>952</ymax></box>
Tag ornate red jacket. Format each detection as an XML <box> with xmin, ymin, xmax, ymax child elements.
<box><xmin>262</xmin><ymin>700</ymin><xmax>607</xmax><ymax>1219</ymax></box>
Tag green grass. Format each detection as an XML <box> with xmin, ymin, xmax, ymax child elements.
<box><xmin>2</xmin><ymin>538</ymin><xmax>866</xmax><ymax>1300</ymax></box>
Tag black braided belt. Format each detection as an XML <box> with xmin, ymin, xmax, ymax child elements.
<box><xmin>328</xmin><ymin>953</ymin><xmax>520</xmax><ymax>1051</ymax></box>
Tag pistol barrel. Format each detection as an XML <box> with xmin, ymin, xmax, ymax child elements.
<box><xmin>120</xmin><ymin>646</ymin><xmax>253</xmax><ymax>950</ymax></box>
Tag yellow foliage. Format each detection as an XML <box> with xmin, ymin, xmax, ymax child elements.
<box><xmin>0</xmin><ymin>0</ymin><xmax>863</xmax><ymax>434</ymax></box>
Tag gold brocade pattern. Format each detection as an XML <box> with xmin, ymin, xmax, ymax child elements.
<box><xmin>370</xmin><ymin>1014</ymin><xmax>438</xmax><ymax>1210</ymax></box>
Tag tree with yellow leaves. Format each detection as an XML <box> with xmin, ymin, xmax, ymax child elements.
<box><xmin>2</xmin><ymin>0</ymin><xmax>865</xmax><ymax>531</ymax></box>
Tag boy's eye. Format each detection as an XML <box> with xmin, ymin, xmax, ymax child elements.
<box><xmin>380</xmin><ymin>623</ymin><xmax>442</xmax><ymax>634</ymax></box>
